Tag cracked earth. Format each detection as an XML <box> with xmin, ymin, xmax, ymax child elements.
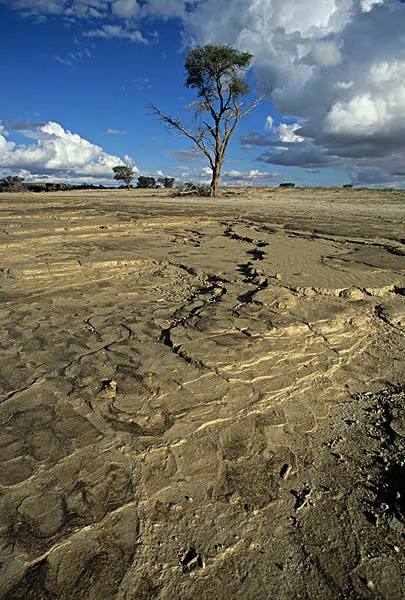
<box><xmin>0</xmin><ymin>188</ymin><xmax>404</xmax><ymax>599</ymax></box>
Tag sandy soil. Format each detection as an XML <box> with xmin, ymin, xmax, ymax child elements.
<box><xmin>0</xmin><ymin>188</ymin><xmax>404</xmax><ymax>599</ymax></box>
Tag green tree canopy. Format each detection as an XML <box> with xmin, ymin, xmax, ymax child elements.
<box><xmin>158</xmin><ymin>177</ymin><xmax>175</xmax><ymax>189</ymax></box>
<box><xmin>112</xmin><ymin>163</ymin><xmax>135</xmax><ymax>190</ymax></box>
<box><xmin>0</xmin><ymin>176</ymin><xmax>25</xmax><ymax>192</ymax></box>
<box><xmin>136</xmin><ymin>176</ymin><xmax>157</xmax><ymax>189</ymax></box>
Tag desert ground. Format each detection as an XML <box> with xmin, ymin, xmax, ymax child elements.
<box><xmin>0</xmin><ymin>187</ymin><xmax>404</xmax><ymax>599</ymax></box>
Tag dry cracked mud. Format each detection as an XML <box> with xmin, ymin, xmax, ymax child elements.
<box><xmin>0</xmin><ymin>187</ymin><xmax>404</xmax><ymax>599</ymax></box>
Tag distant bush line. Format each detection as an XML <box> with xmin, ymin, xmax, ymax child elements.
<box><xmin>0</xmin><ymin>176</ymin><xmax>123</xmax><ymax>193</ymax></box>
<box><xmin>279</xmin><ymin>182</ymin><xmax>295</xmax><ymax>188</ymax></box>
<box><xmin>0</xmin><ymin>175</ymin><xmax>176</xmax><ymax>193</ymax></box>
<box><xmin>1</xmin><ymin>176</ymin><xmax>403</xmax><ymax>194</ymax></box>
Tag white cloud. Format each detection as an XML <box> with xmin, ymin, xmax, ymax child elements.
<box><xmin>360</xmin><ymin>0</ymin><xmax>384</xmax><ymax>13</ymax></box>
<box><xmin>335</xmin><ymin>80</ymin><xmax>354</xmax><ymax>90</ymax></box>
<box><xmin>325</xmin><ymin>59</ymin><xmax>405</xmax><ymax>137</ymax></box>
<box><xmin>265</xmin><ymin>117</ymin><xmax>304</xmax><ymax>143</ymax></box>
<box><xmin>112</xmin><ymin>0</ymin><xmax>139</xmax><ymax>17</ymax></box>
<box><xmin>0</xmin><ymin>121</ymin><xmax>137</xmax><ymax>182</ymax></box>
<box><xmin>105</xmin><ymin>128</ymin><xmax>126</xmax><ymax>134</ymax></box>
<box><xmin>278</xmin><ymin>124</ymin><xmax>305</xmax><ymax>143</ymax></box>
<box><xmin>310</xmin><ymin>41</ymin><xmax>342</xmax><ymax>67</ymax></box>
<box><xmin>84</xmin><ymin>24</ymin><xmax>148</xmax><ymax>42</ymax></box>
<box><xmin>325</xmin><ymin>95</ymin><xmax>388</xmax><ymax>135</ymax></box>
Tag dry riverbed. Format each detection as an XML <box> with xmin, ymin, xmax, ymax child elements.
<box><xmin>0</xmin><ymin>187</ymin><xmax>404</xmax><ymax>599</ymax></box>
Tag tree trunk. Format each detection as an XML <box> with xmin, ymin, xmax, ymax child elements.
<box><xmin>127</xmin><ymin>181</ymin><xmax>131</xmax><ymax>191</ymax></box>
<box><xmin>209</xmin><ymin>159</ymin><xmax>222</xmax><ymax>197</ymax></box>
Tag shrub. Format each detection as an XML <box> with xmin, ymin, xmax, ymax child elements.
<box><xmin>158</xmin><ymin>177</ymin><xmax>175</xmax><ymax>189</ymax></box>
<box><xmin>172</xmin><ymin>182</ymin><xmax>210</xmax><ymax>196</ymax></box>
<box><xmin>0</xmin><ymin>176</ymin><xmax>25</xmax><ymax>192</ymax></box>
<box><xmin>136</xmin><ymin>176</ymin><xmax>157</xmax><ymax>189</ymax></box>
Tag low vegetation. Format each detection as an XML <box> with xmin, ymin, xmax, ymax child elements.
<box><xmin>136</xmin><ymin>176</ymin><xmax>158</xmax><ymax>189</ymax></box>
<box><xmin>172</xmin><ymin>182</ymin><xmax>210</xmax><ymax>196</ymax></box>
<box><xmin>0</xmin><ymin>177</ymin><xmax>111</xmax><ymax>193</ymax></box>
<box><xmin>158</xmin><ymin>177</ymin><xmax>175</xmax><ymax>189</ymax></box>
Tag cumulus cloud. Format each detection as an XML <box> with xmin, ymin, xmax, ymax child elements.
<box><xmin>309</xmin><ymin>41</ymin><xmax>342</xmax><ymax>68</ymax></box>
<box><xmin>0</xmin><ymin>121</ymin><xmax>137</xmax><ymax>182</ymax></box>
<box><xmin>265</xmin><ymin>117</ymin><xmax>305</xmax><ymax>143</ymax></box>
<box><xmin>112</xmin><ymin>0</ymin><xmax>139</xmax><ymax>18</ymax></box>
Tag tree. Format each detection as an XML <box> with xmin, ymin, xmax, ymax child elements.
<box><xmin>112</xmin><ymin>163</ymin><xmax>135</xmax><ymax>190</ymax></box>
<box><xmin>0</xmin><ymin>176</ymin><xmax>25</xmax><ymax>192</ymax></box>
<box><xmin>136</xmin><ymin>176</ymin><xmax>156</xmax><ymax>188</ymax></box>
<box><xmin>158</xmin><ymin>177</ymin><xmax>175</xmax><ymax>189</ymax></box>
<box><xmin>148</xmin><ymin>44</ymin><xmax>264</xmax><ymax>197</ymax></box>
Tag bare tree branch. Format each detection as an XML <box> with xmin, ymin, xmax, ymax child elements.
<box><xmin>147</xmin><ymin>103</ymin><xmax>215</xmax><ymax>169</ymax></box>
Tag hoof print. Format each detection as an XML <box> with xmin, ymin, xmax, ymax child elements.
<box><xmin>179</xmin><ymin>547</ymin><xmax>204</xmax><ymax>573</ymax></box>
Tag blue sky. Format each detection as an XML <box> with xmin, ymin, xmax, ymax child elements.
<box><xmin>1</xmin><ymin>0</ymin><xmax>405</xmax><ymax>188</ymax></box>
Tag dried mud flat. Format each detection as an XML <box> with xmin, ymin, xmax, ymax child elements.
<box><xmin>0</xmin><ymin>188</ymin><xmax>404</xmax><ymax>599</ymax></box>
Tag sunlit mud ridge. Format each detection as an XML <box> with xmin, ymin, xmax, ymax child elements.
<box><xmin>0</xmin><ymin>188</ymin><xmax>404</xmax><ymax>599</ymax></box>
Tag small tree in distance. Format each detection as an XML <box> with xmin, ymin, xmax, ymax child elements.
<box><xmin>136</xmin><ymin>176</ymin><xmax>157</xmax><ymax>188</ymax></box>
<box><xmin>148</xmin><ymin>44</ymin><xmax>265</xmax><ymax>197</ymax></box>
<box><xmin>0</xmin><ymin>176</ymin><xmax>25</xmax><ymax>192</ymax></box>
<box><xmin>158</xmin><ymin>177</ymin><xmax>175</xmax><ymax>189</ymax></box>
<box><xmin>112</xmin><ymin>162</ymin><xmax>135</xmax><ymax>190</ymax></box>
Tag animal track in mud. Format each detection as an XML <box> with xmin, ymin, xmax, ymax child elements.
<box><xmin>158</xmin><ymin>271</ymin><xmax>227</xmax><ymax>364</ymax></box>
<box><xmin>222</xmin><ymin>223</ymin><xmax>269</xmax><ymax>248</ymax></box>
<box><xmin>236</xmin><ymin>261</ymin><xmax>268</xmax><ymax>304</ymax></box>
<box><xmin>247</xmin><ymin>248</ymin><xmax>266</xmax><ymax>261</ymax></box>
<box><xmin>220</xmin><ymin>222</ymin><xmax>274</xmax><ymax>305</ymax></box>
